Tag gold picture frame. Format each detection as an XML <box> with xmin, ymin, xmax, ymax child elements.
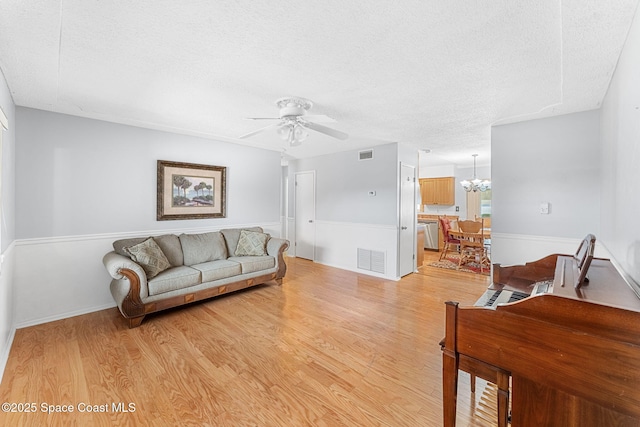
<box><xmin>157</xmin><ymin>160</ymin><xmax>226</xmax><ymax>220</ymax></box>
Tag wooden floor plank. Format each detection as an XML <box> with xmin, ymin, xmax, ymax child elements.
<box><xmin>0</xmin><ymin>251</ymin><xmax>492</xmax><ymax>426</ymax></box>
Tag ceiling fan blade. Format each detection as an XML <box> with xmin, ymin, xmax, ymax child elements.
<box><xmin>303</xmin><ymin>114</ymin><xmax>336</xmax><ymax>123</ymax></box>
<box><xmin>245</xmin><ymin>117</ymin><xmax>281</xmax><ymax>120</ymax></box>
<box><xmin>299</xmin><ymin>120</ymin><xmax>349</xmax><ymax>140</ymax></box>
<box><xmin>238</xmin><ymin>122</ymin><xmax>281</xmax><ymax>139</ymax></box>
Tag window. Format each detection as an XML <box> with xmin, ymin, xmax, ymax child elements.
<box><xmin>480</xmin><ymin>189</ymin><xmax>492</xmax><ymax>217</ymax></box>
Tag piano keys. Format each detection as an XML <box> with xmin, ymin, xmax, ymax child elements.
<box><xmin>441</xmin><ymin>234</ymin><xmax>640</xmax><ymax>427</ymax></box>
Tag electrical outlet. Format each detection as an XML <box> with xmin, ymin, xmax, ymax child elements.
<box><xmin>455</xmin><ymin>206</ymin><xmax>459</xmax><ymax>212</ymax></box>
<box><xmin>540</xmin><ymin>202</ymin><xmax>550</xmax><ymax>214</ymax></box>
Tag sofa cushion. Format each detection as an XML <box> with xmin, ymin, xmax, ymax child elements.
<box><xmin>153</xmin><ymin>234</ymin><xmax>184</xmax><ymax>266</ymax></box>
<box><xmin>235</xmin><ymin>230</ymin><xmax>268</xmax><ymax>256</ymax></box>
<box><xmin>228</xmin><ymin>256</ymin><xmax>275</xmax><ymax>274</ymax></box>
<box><xmin>221</xmin><ymin>227</ymin><xmax>263</xmax><ymax>257</ymax></box>
<box><xmin>124</xmin><ymin>238</ymin><xmax>171</xmax><ymax>279</ymax></box>
<box><xmin>191</xmin><ymin>260</ymin><xmax>242</xmax><ymax>282</ymax></box>
<box><xmin>114</xmin><ymin>234</ymin><xmax>183</xmax><ymax>267</ymax></box>
<box><xmin>179</xmin><ymin>232</ymin><xmax>227</xmax><ymax>266</ymax></box>
<box><xmin>148</xmin><ymin>266</ymin><xmax>201</xmax><ymax>296</ymax></box>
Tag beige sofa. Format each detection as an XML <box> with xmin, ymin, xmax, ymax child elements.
<box><xmin>103</xmin><ymin>227</ymin><xmax>289</xmax><ymax>327</ymax></box>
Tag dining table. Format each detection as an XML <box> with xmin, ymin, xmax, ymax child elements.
<box><xmin>447</xmin><ymin>227</ymin><xmax>492</xmax><ymax>269</ymax></box>
<box><xmin>447</xmin><ymin>227</ymin><xmax>491</xmax><ymax>240</ymax></box>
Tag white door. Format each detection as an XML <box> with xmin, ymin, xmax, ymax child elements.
<box><xmin>399</xmin><ymin>164</ymin><xmax>416</xmax><ymax>276</ymax></box>
<box><xmin>295</xmin><ymin>171</ymin><xmax>316</xmax><ymax>260</ymax></box>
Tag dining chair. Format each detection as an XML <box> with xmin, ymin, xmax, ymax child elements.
<box><xmin>457</xmin><ymin>220</ymin><xmax>482</xmax><ymax>233</ymax></box>
<box><xmin>439</xmin><ymin>216</ymin><xmax>461</xmax><ymax>261</ymax></box>
<box><xmin>457</xmin><ymin>220</ymin><xmax>489</xmax><ymax>272</ymax></box>
<box><xmin>474</xmin><ymin>216</ymin><xmax>492</xmax><ymax>257</ymax></box>
<box><xmin>474</xmin><ymin>215</ymin><xmax>491</xmax><ymax>228</ymax></box>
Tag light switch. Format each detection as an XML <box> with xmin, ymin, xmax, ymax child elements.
<box><xmin>540</xmin><ymin>202</ymin><xmax>550</xmax><ymax>214</ymax></box>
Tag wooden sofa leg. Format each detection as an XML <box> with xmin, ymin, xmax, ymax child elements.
<box><xmin>128</xmin><ymin>316</ymin><xmax>145</xmax><ymax>328</ymax></box>
<box><xmin>275</xmin><ymin>278</ymin><xmax>283</xmax><ymax>286</ymax></box>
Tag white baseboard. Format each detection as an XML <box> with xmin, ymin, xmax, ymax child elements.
<box><xmin>0</xmin><ymin>326</ymin><xmax>16</xmax><ymax>385</ymax></box>
<box><xmin>13</xmin><ymin>302</ymin><xmax>117</xmax><ymax>330</ymax></box>
<box><xmin>313</xmin><ymin>259</ymin><xmax>401</xmax><ymax>281</ymax></box>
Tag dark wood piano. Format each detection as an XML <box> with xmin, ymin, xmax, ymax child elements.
<box><xmin>442</xmin><ymin>235</ymin><xmax>640</xmax><ymax>426</ymax></box>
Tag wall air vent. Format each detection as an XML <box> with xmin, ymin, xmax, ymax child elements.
<box><xmin>357</xmin><ymin>248</ymin><xmax>372</xmax><ymax>270</ymax></box>
<box><xmin>358</xmin><ymin>149</ymin><xmax>374</xmax><ymax>161</ymax></box>
<box><xmin>357</xmin><ymin>248</ymin><xmax>385</xmax><ymax>274</ymax></box>
<box><xmin>370</xmin><ymin>251</ymin><xmax>385</xmax><ymax>274</ymax></box>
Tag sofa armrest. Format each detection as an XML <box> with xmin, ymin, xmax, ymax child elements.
<box><xmin>103</xmin><ymin>251</ymin><xmax>149</xmax><ymax>318</ymax></box>
<box><xmin>266</xmin><ymin>237</ymin><xmax>290</xmax><ymax>280</ymax></box>
<box><xmin>103</xmin><ymin>251</ymin><xmax>147</xmax><ymax>282</ymax></box>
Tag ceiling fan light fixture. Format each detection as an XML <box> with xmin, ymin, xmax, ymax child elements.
<box><xmin>292</xmin><ymin>124</ymin><xmax>308</xmax><ymax>143</ymax></box>
<box><xmin>240</xmin><ymin>96</ymin><xmax>348</xmax><ymax>145</ymax></box>
<box><xmin>278</xmin><ymin>125</ymin><xmax>291</xmax><ymax>141</ymax></box>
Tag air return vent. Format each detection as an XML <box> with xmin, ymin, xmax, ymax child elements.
<box><xmin>358</xmin><ymin>149</ymin><xmax>374</xmax><ymax>161</ymax></box>
<box><xmin>357</xmin><ymin>248</ymin><xmax>385</xmax><ymax>274</ymax></box>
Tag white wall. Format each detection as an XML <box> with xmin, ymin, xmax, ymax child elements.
<box><xmin>420</xmin><ymin>164</ymin><xmax>455</xmax><ymax>178</ymax></box>
<box><xmin>16</xmin><ymin>108</ymin><xmax>281</xmax><ymax>238</ymax></box>
<box><xmin>13</xmin><ymin>108</ymin><xmax>283</xmax><ymax>327</ymax></box>
<box><xmin>600</xmin><ymin>5</ymin><xmax>640</xmax><ymax>286</ymax></box>
<box><xmin>491</xmin><ymin>110</ymin><xmax>601</xmax><ymax>265</ymax></box>
<box><xmin>287</xmin><ymin>143</ymin><xmax>418</xmax><ymax>279</ymax></box>
<box><xmin>289</xmin><ymin>143</ymin><xmax>400</xmax><ymax>225</ymax></box>
<box><xmin>0</xmin><ymin>68</ymin><xmax>16</xmax><ymax>383</ymax></box>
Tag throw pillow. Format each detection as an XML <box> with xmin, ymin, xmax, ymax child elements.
<box><xmin>124</xmin><ymin>237</ymin><xmax>171</xmax><ymax>279</ymax></box>
<box><xmin>221</xmin><ymin>227</ymin><xmax>263</xmax><ymax>256</ymax></box>
<box><xmin>235</xmin><ymin>230</ymin><xmax>268</xmax><ymax>256</ymax></box>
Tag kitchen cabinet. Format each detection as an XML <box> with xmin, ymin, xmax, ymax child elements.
<box><xmin>420</xmin><ymin>177</ymin><xmax>455</xmax><ymax>205</ymax></box>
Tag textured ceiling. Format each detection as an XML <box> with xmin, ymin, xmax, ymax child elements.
<box><xmin>0</xmin><ymin>0</ymin><xmax>638</xmax><ymax>166</ymax></box>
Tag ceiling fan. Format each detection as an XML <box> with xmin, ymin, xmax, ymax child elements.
<box><xmin>239</xmin><ymin>97</ymin><xmax>349</xmax><ymax>146</ymax></box>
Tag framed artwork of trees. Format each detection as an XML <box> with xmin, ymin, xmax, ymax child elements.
<box><xmin>157</xmin><ymin>160</ymin><xmax>226</xmax><ymax>220</ymax></box>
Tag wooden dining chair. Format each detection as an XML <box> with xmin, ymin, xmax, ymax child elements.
<box><xmin>474</xmin><ymin>216</ymin><xmax>492</xmax><ymax>257</ymax></box>
<box><xmin>439</xmin><ymin>216</ymin><xmax>461</xmax><ymax>261</ymax></box>
<box><xmin>458</xmin><ymin>220</ymin><xmax>482</xmax><ymax>233</ymax></box>
<box><xmin>474</xmin><ymin>215</ymin><xmax>491</xmax><ymax>228</ymax></box>
<box><xmin>457</xmin><ymin>220</ymin><xmax>489</xmax><ymax>272</ymax></box>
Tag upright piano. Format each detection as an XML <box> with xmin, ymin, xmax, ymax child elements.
<box><xmin>441</xmin><ymin>235</ymin><xmax>640</xmax><ymax>427</ymax></box>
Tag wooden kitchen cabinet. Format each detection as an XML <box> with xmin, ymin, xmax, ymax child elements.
<box><xmin>420</xmin><ymin>177</ymin><xmax>455</xmax><ymax>205</ymax></box>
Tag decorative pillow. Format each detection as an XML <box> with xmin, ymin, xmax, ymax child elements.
<box><xmin>124</xmin><ymin>237</ymin><xmax>171</xmax><ymax>279</ymax></box>
<box><xmin>221</xmin><ymin>227</ymin><xmax>263</xmax><ymax>256</ymax></box>
<box><xmin>235</xmin><ymin>230</ymin><xmax>268</xmax><ymax>256</ymax></box>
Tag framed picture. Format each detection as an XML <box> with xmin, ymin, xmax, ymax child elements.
<box><xmin>157</xmin><ymin>160</ymin><xmax>226</xmax><ymax>220</ymax></box>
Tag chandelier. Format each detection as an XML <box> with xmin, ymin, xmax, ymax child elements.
<box><xmin>460</xmin><ymin>154</ymin><xmax>491</xmax><ymax>192</ymax></box>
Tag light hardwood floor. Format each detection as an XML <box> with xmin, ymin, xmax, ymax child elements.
<box><xmin>0</xmin><ymin>251</ymin><xmax>496</xmax><ymax>426</ymax></box>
